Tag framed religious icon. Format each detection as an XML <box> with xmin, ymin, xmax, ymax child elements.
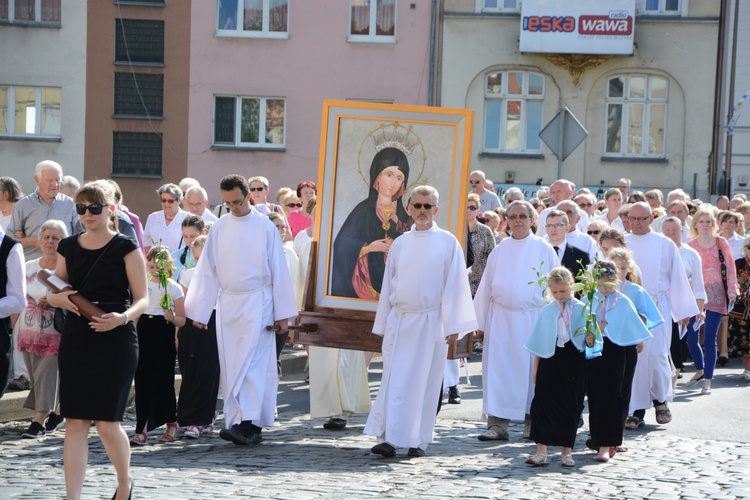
<box><xmin>313</xmin><ymin>100</ymin><xmax>475</xmax><ymax>313</ymax></box>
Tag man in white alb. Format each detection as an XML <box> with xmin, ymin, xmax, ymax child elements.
<box><xmin>625</xmin><ymin>202</ymin><xmax>698</xmax><ymax>426</ymax></box>
<box><xmin>184</xmin><ymin>175</ymin><xmax>297</xmax><ymax>445</ymax></box>
<box><xmin>365</xmin><ymin>186</ymin><xmax>477</xmax><ymax>458</ymax></box>
<box><xmin>474</xmin><ymin>200</ymin><xmax>559</xmax><ymax>441</ymax></box>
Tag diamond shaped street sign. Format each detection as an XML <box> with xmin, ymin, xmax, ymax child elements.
<box><xmin>539</xmin><ymin>107</ymin><xmax>588</xmax><ymax>162</ymax></box>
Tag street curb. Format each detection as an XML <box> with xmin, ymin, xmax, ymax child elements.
<box><xmin>0</xmin><ymin>350</ymin><xmax>308</xmax><ymax>423</ymax></box>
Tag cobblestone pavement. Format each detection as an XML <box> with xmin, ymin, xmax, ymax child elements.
<box><xmin>1</xmin><ymin>409</ymin><xmax>750</xmax><ymax>499</ymax></box>
<box><xmin>2</xmin><ymin>355</ymin><xmax>750</xmax><ymax>499</ymax></box>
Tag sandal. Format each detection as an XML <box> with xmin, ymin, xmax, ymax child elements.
<box><xmin>158</xmin><ymin>422</ymin><xmax>178</xmax><ymax>442</ymax></box>
<box><xmin>615</xmin><ymin>445</ymin><xmax>628</xmax><ymax>453</ymax></box>
<box><xmin>201</xmin><ymin>413</ymin><xmax>217</xmax><ymax>435</ymax></box>
<box><xmin>560</xmin><ymin>454</ymin><xmax>575</xmax><ymax>467</ymax></box>
<box><xmin>608</xmin><ymin>447</ymin><xmax>617</xmax><ymax>458</ymax></box>
<box><xmin>625</xmin><ymin>416</ymin><xmax>643</xmax><ymax>430</ymax></box>
<box><xmin>655</xmin><ymin>405</ymin><xmax>672</xmax><ymax>425</ymax></box>
<box><xmin>594</xmin><ymin>453</ymin><xmax>609</xmax><ymax>463</ymax></box>
<box><xmin>184</xmin><ymin>425</ymin><xmax>201</xmax><ymax>439</ymax></box>
<box><xmin>525</xmin><ymin>453</ymin><xmax>548</xmax><ymax>466</ymax></box>
<box><xmin>739</xmin><ymin>369</ymin><xmax>750</xmax><ymax>380</ymax></box>
<box><xmin>130</xmin><ymin>431</ymin><xmax>148</xmax><ymax>446</ymax></box>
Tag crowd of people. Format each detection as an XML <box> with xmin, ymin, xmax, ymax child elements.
<box><xmin>1</xmin><ymin>160</ymin><xmax>750</xmax><ymax>496</ymax></box>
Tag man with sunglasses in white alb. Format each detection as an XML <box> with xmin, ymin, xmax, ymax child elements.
<box><xmin>365</xmin><ymin>186</ymin><xmax>477</xmax><ymax>458</ymax></box>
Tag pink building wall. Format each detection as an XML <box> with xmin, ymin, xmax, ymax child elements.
<box><xmin>187</xmin><ymin>2</ymin><xmax>433</xmax><ymax>203</ymax></box>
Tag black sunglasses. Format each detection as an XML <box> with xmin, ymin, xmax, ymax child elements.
<box><xmin>249</xmin><ymin>187</ymin><xmax>266</xmax><ymax>192</ymax></box>
<box><xmin>286</xmin><ymin>203</ymin><xmax>303</xmax><ymax>208</ymax></box>
<box><xmin>412</xmin><ymin>203</ymin><xmax>435</xmax><ymax>210</ymax></box>
<box><xmin>588</xmin><ymin>230</ymin><xmax>601</xmax><ymax>235</ymax></box>
<box><xmin>76</xmin><ymin>203</ymin><xmax>107</xmax><ymax>215</ymax></box>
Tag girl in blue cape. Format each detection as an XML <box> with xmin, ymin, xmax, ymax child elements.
<box><xmin>608</xmin><ymin>248</ymin><xmax>664</xmax><ymax>436</ymax></box>
<box><xmin>524</xmin><ymin>267</ymin><xmax>587</xmax><ymax>467</ymax></box>
<box><xmin>584</xmin><ymin>260</ymin><xmax>653</xmax><ymax>463</ymax></box>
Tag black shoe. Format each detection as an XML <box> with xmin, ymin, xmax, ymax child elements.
<box><xmin>45</xmin><ymin>412</ymin><xmax>64</xmax><ymax>432</ymax></box>
<box><xmin>370</xmin><ymin>442</ymin><xmax>396</xmax><ymax>457</ymax></box>
<box><xmin>718</xmin><ymin>356</ymin><xmax>729</xmax><ymax>367</ymax></box>
<box><xmin>407</xmin><ymin>447</ymin><xmax>425</xmax><ymax>457</ymax></box>
<box><xmin>323</xmin><ymin>418</ymin><xmax>347</xmax><ymax>430</ymax></box>
<box><xmin>111</xmin><ymin>479</ymin><xmax>133</xmax><ymax>500</ymax></box>
<box><xmin>219</xmin><ymin>424</ymin><xmax>251</xmax><ymax>445</ymax></box>
<box><xmin>7</xmin><ymin>375</ymin><xmax>31</xmax><ymax>391</ymax></box>
<box><xmin>448</xmin><ymin>386</ymin><xmax>461</xmax><ymax>404</ymax></box>
<box><xmin>22</xmin><ymin>421</ymin><xmax>46</xmax><ymax>439</ymax></box>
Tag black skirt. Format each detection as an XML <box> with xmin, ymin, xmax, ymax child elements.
<box><xmin>58</xmin><ymin>306</ymin><xmax>138</xmax><ymax>422</ymax></box>
<box><xmin>134</xmin><ymin>315</ymin><xmax>177</xmax><ymax>432</ymax></box>
<box><xmin>177</xmin><ymin>312</ymin><xmax>220</xmax><ymax>426</ymax></box>
<box><xmin>586</xmin><ymin>337</ymin><xmax>627</xmax><ymax>448</ymax></box>
<box><xmin>529</xmin><ymin>341</ymin><xmax>586</xmax><ymax>448</ymax></box>
<box><xmin>621</xmin><ymin>344</ymin><xmax>638</xmax><ymax>424</ymax></box>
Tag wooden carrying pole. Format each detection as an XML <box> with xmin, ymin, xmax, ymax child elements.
<box><xmin>288</xmin><ymin>241</ymin><xmax>472</xmax><ymax>359</ymax></box>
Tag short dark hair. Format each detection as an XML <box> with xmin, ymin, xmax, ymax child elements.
<box><xmin>220</xmin><ymin>175</ymin><xmax>249</xmax><ymax>197</ymax></box>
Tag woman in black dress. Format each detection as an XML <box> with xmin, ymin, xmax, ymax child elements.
<box><xmin>47</xmin><ymin>181</ymin><xmax>148</xmax><ymax>500</ymax></box>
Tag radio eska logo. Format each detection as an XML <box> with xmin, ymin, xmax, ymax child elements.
<box><xmin>523</xmin><ymin>15</ymin><xmax>575</xmax><ymax>33</ymax></box>
<box><xmin>523</xmin><ymin>10</ymin><xmax>633</xmax><ymax>35</ymax></box>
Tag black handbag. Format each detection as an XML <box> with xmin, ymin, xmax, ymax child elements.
<box><xmin>53</xmin><ymin>307</ymin><xmax>67</xmax><ymax>334</ymax></box>
<box><xmin>50</xmin><ymin>237</ymin><xmax>116</xmax><ymax>334</ymax></box>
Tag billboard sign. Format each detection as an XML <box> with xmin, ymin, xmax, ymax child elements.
<box><xmin>519</xmin><ymin>0</ymin><xmax>636</xmax><ymax>55</ymax></box>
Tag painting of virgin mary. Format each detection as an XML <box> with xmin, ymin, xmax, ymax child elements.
<box><xmin>331</xmin><ymin>147</ymin><xmax>413</xmax><ymax>299</ymax></box>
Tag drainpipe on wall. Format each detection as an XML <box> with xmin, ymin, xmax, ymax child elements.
<box><xmin>725</xmin><ymin>0</ymin><xmax>741</xmax><ymax>196</ymax></box>
<box><xmin>709</xmin><ymin>0</ymin><xmax>728</xmax><ymax>195</ymax></box>
<box><xmin>428</xmin><ymin>0</ymin><xmax>438</xmax><ymax>106</ymax></box>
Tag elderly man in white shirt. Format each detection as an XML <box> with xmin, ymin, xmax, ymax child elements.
<box><xmin>652</xmin><ymin>189</ymin><xmax>692</xmax><ymax>233</ymax></box>
<box><xmin>557</xmin><ymin>200</ymin><xmax>599</xmax><ymax>262</ymax></box>
<box><xmin>536</xmin><ymin>179</ymin><xmax>589</xmax><ymax>238</ymax></box>
<box><xmin>665</xmin><ymin>200</ymin><xmax>692</xmax><ymax>243</ymax></box>
<box><xmin>184</xmin><ymin>186</ymin><xmax>219</xmax><ymax>223</ymax></box>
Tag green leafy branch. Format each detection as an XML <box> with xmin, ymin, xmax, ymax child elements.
<box><xmin>151</xmin><ymin>240</ymin><xmax>175</xmax><ymax>324</ymax></box>
<box><xmin>528</xmin><ymin>261</ymin><xmax>550</xmax><ymax>302</ymax></box>
<box><xmin>571</xmin><ymin>258</ymin><xmax>616</xmax><ymax>348</ymax></box>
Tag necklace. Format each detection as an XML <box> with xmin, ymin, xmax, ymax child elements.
<box><xmin>381</xmin><ymin>205</ymin><xmax>394</xmax><ymax>233</ymax></box>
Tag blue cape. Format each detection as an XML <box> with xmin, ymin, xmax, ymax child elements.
<box><xmin>621</xmin><ymin>281</ymin><xmax>665</xmax><ymax>330</ymax></box>
<box><xmin>525</xmin><ymin>299</ymin><xmax>587</xmax><ymax>359</ymax></box>
<box><xmin>583</xmin><ymin>291</ymin><xmax>654</xmax><ymax>347</ymax></box>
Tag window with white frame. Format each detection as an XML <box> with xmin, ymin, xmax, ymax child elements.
<box><xmin>483</xmin><ymin>71</ymin><xmax>544</xmax><ymax>153</ymax></box>
<box><xmin>604</xmin><ymin>74</ymin><xmax>668</xmax><ymax>158</ymax></box>
<box><xmin>0</xmin><ymin>0</ymin><xmax>61</xmax><ymax>24</ymax></box>
<box><xmin>479</xmin><ymin>0</ymin><xmax>519</xmax><ymax>13</ymax></box>
<box><xmin>214</xmin><ymin>96</ymin><xmax>285</xmax><ymax>148</ymax></box>
<box><xmin>0</xmin><ymin>85</ymin><xmax>61</xmax><ymax>138</ymax></box>
<box><xmin>639</xmin><ymin>0</ymin><xmax>682</xmax><ymax>15</ymax></box>
<box><xmin>349</xmin><ymin>0</ymin><xmax>396</xmax><ymax>42</ymax></box>
<box><xmin>216</xmin><ymin>0</ymin><xmax>288</xmax><ymax>37</ymax></box>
